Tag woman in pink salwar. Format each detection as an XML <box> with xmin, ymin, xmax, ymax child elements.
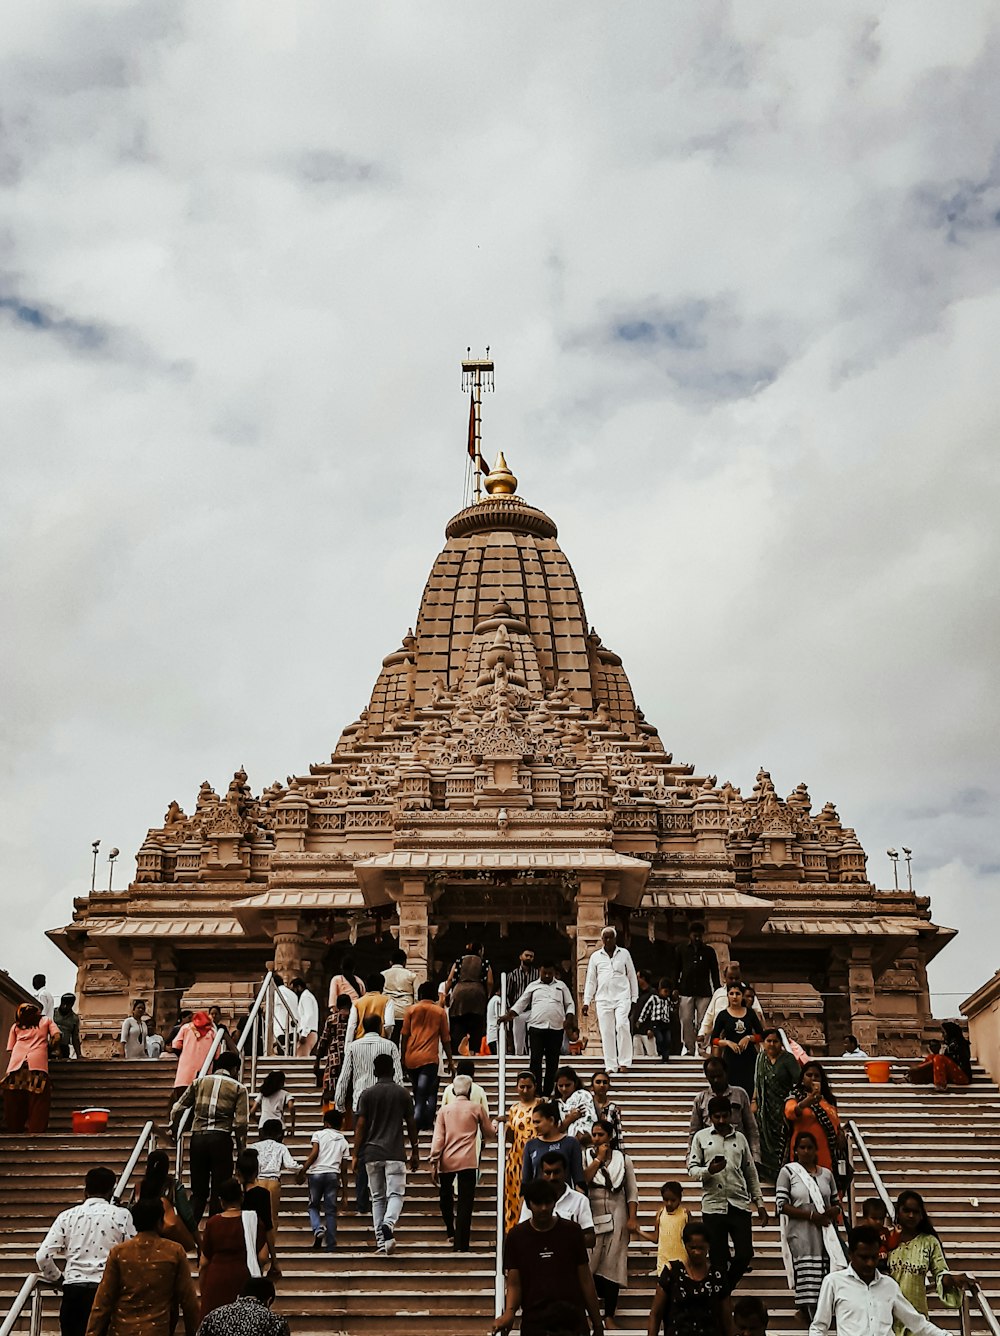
<box><xmin>171</xmin><ymin>1011</ymin><xmax>219</xmax><ymax>1105</ymax></box>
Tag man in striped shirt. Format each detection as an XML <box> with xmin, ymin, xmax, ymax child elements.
<box><xmin>170</xmin><ymin>1051</ymin><xmax>249</xmax><ymax>1223</ymax></box>
<box><xmin>334</xmin><ymin>1015</ymin><xmax>405</xmax><ymax>1213</ymax></box>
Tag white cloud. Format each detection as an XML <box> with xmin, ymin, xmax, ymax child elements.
<box><xmin>2</xmin><ymin>1</ymin><xmax>998</xmax><ymax>1018</ymax></box>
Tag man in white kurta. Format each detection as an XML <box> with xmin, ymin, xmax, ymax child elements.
<box><xmin>581</xmin><ymin>927</ymin><xmax>638</xmax><ymax>1073</ymax></box>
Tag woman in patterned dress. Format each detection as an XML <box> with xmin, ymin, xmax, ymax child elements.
<box><xmin>314</xmin><ymin>996</ymin><xmax>351</xmax><ymax>1113</ymax></box>
<box><xmin>502</xmin><ymin>1070</ymin><xmax>539</xmax><ymax>1234</ymax></box>
<box><xmin>647</xmin><ymin>1220</ymin><xmax>731</xmax><ymax>1336</ymax></box>
<box><xmin>589</xmin><ymin>1069</ymin><xmax>625</xmax><ymax>1148</ymax></box>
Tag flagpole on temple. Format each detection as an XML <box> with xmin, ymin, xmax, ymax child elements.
<box><xmin>462</xmin><ymin>347</ymin><xmax>494</xmax><ymax>503</ymax></box>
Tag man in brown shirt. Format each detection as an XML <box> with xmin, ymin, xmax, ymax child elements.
<box><xmin>400</xmin><ymin>982</ymin><xmax>454</xmax><ymax>1131</ymax></box>
<box><xmin>85</xmin><ymin>1197</ymin><xmax>197</xmax><ymax>1336</ymax></box>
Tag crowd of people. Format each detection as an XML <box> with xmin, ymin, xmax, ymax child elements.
<box><xmin>14</xmin><ymin>937</ymin><xmax>980</xmax><ymax>1336</ymax></box>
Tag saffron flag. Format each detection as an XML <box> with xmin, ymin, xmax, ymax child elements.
<box><xmin>467</xmin><ymin>394</ymin><xmax>477</xmax><ymax>463</ymax></box>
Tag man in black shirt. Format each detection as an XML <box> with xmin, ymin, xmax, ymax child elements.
<box><xmin>676</xmin><ymin>922</ymin><xmax>721</xmax><ymax>1056</ymax></box>
<box><xmin>494</xmin><ymin>1179</ymin><xmax>603</xmax><ymax>1336</ymax></box>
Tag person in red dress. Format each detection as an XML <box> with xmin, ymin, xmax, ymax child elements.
<box><xmin>198</xmin><ymin>1180</ymin><xmax>265</xmax><ymax>1323</ymax></box>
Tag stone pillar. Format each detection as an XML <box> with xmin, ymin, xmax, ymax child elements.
<box><xmin>397</xmin><ymin>877</ymin><xmax>430</xmax><ymax>985</ymax></box>
<box><xmin>847</xmin><ymin>945</ymin><xmax>879</xmax><ymax>1053</ymax></box>
<box><xmin>575</xmin><ymin>877</ymin><xmax>607</xmax><ymax>1010</ymax></box>
<box><xmin>821</xmin><ymin>949</ymin><xmax>851</xmax><ymax>1058</ymax></box>
<box><xmin>703</xmin><ymin>918</ymin><xmax>732</xmax><ymax>975</ymax></box>
<box><xmin>129</xmin><ymin>945</ymin><xmax>158</xmax><ymax>1013</ymax></box>
<box><xmin>272</xmin><ymin>919</ymin><xmax>308</xmax><ymax>981</ymax></box>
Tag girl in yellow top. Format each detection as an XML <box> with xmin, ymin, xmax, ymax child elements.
<box><xmin>646</xmin><ymin>1180</ymin><xmax>689</xmax><ymax>1272</ymax></box>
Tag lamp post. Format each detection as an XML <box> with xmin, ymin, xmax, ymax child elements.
<box><xmin>887</xmin><ymin>848</ymin><xmax>900</xmax><ymax>891</ymax></box>
<box><xmin>107</xmin><ymin>848</ymin><xmax>120</xmax><ymax>893</ymax></box>
<box><xmin>902</xmin><ymin>847</ymin><xmax>913</xmax><ymax>892</ymax></box>
<box><xmin>90</xmin><ymin>840</ymin><xmax>101</xmax><ymax>893</ymax></box>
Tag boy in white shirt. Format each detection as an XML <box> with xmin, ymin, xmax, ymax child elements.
<box><xmin>298</xmin><ymin>1109</ymin><xmax>350</xmax><ymax>1251</ymax></box>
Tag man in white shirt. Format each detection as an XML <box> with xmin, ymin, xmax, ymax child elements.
<box><xmin>518</xmin><ymin>1148</ymin><xmax>596</xmax><ymax>1248</ymax></box>
<box><xmin>36</xmin><ymin>1166</ymin><xmax>135</xmax><ymax>1336</ymax></box>
<box><xmin>809</xmin><ymin>1226</ymin><xmax>949</xmax><ymax>1336</ymax></box>
<box><xmin>381</xmin><ymin>949</ymin><xmax>417</xmax><ymax>1043</ymax></box>
<box><xmin>502</xmin><ymin>962</ymin><xmax>576</xmax><ymax>1096</ymax></box>
<box><xmin>582</xmin><ymin>928</ymin><xmax>638</xmax><ymax>1073</ymax></box>
<box><xmin>271</xmin><ymin>974</ymin><xmax>300</xmax><ymax>1053</ymax></box>
<box><xmin>697</xmin><ymin>961</ymin><xmax>764</xmax><ymax>1050</ymax></box>
<box><xmin>843</xmin><ymin>1034</ymin><xmax>870</xmax><ymax>1060</ymax></box>
<box><xmin>33</xmin><ymin>973</ymin><xmax>55</xmax><ymax>1020</ymax></box>
<box><xmin>290</xmin><ymin>977</ymin><xmax>320</xmax><ymax>1057</ymax></box>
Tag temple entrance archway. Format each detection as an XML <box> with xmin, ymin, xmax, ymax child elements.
<box><xmin>430</xmin><ymin>918</ymin><xmax>573</xmax><ymax>991</ymax></box>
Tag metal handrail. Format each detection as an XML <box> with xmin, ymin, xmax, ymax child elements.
<box><xmin>173</xmin><ymin>973</ymin><xmax>298</xmax><ymax>1177</ymax></box>
<box><xmin>235</xmin><ymin>971</ymin><xmax>299</xmax><ymax>1093</ymax></box>
<box><xmin>843</xmin><ymin>1118</ymin><xmax>895</xmax><ymax>1222</ymax></box>
<box><xmin>3</xmin><ymin>1119</ymin><xmax>157</xmax><ymax>1335</ymax></box>
<box><xmin>0</xmin><ymin>1275</ymin><xmax>47</xmax><ymax>1336</ymax></box>
<box><xmin>967</xmin><ymin>1280</ymin><xmax>1000</xmax><ymax>1336</ymax></box>
<box><xmin>493</xmin><ymin>972</ymin><xmax>508</xmax><ymax>1319</ymax></box>
<box><xmin>846</xmin><ymin>1120</ymin><xmax>1000</xmax><ymax>1336</ymax></box>
<box><xmin>112</xmin><ymin>1120</ymin><xmax>156</xmax><ymax>1205</ymax></box>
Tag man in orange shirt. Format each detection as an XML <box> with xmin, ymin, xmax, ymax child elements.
<box><xmin>400</xmin><ymin>982</ymin><xmax>455</xmax><ymax>1130</ymax></box>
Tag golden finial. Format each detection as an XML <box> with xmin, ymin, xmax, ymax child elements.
<box><xmin>483</xmin><ymin>451</ymin><xmax>517</xmax><ymax>498</ymax></box>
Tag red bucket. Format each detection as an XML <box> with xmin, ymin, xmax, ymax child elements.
<box><xmin>865</xmin><ymin>1061</ymin><xmax>891</xmax><ymax>1084</ymax></box>
<box><xmin>72</xmin><ymin>1108</ymin><xmax>110</xmax><ymax>1134</ymax></box>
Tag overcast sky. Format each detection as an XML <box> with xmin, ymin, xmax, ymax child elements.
<box><xmin>2</xmin><ymin>2</ymin><xmax>998</xmax><ymax>1018</ymax></box>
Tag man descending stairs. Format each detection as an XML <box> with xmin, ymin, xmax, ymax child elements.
<box><xmin>2</xmin><ymin>1058</ymin><xmax>1000</xmax><ymax>1334</ymax></box>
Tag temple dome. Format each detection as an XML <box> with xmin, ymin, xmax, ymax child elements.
<box><xmin>353</xmin><ymin>461</ymin><xmax>655</xmax><ymax>743</ymax></box>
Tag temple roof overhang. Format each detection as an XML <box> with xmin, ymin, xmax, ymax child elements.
<box><xmin>642</xmin><ymin>889</ymin><xmax>774</xmax><ymax>934</ymax></box>
<box><xmin>355</xmin><ymin>847</ymin><xmax>651</xmax><ymax>908</ymax></box>
<box><xmin>47</xmin><ymin>915</ymin><xmax>248</xmax><ymax>966</ymax></box>
<box><xmin>762</xmin><ymin>915</ymin><xmax>956</xmax><ymax>972</ymax></box>
<box><xmin>232</xmin><ymin>888</ymin><xmax>366</xmax><ymax>935</ymax></box>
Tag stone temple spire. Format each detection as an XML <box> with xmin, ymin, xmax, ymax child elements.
<box><xmin>348</xmin><ymin>454</ymin><xmax>656</xmax><ymax>744</ymax></box>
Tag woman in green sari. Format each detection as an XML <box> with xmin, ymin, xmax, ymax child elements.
<box><xmin>752</xmin><ymin>1028</ymin><xmax>801</xmax><ymax>1181</ymax></box>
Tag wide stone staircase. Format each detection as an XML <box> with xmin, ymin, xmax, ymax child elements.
<box><xmin>2</xmin><ymin>1056</ymin><xmax>999</xmax><ymax>1334</ymax></box>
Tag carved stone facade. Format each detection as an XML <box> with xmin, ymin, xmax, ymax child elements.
<box><xmin>49</xmin><ymin>457</ymin><xmax>953</xmax><ymax>1055</ymax></box>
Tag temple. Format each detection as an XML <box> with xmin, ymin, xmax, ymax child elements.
<box><xmin>49</xmin><ymin>450</ymin><xmax>954</xmax><ymax>1055</ymax></box>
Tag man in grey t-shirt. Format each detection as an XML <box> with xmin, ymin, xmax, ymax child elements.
<box><xmin>689</xmin><ymin>1056</ymin><xmax>760</xmax><ymax>1162</ymax></box>
<box><xmin>353</xmin><ymin>1053</ymin><xmax>419</xmax><ymax>1255</ymax></box>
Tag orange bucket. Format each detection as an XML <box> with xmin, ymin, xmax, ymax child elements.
<box><xmin>73</xmin><ymin>1108</ymin><xmax>110</xmax><ymax>1134</ymax></box>
<box><xmin>865</xmin><ymin>1061</ymin><xmax>891</xmax><ymax>1084</ymax></box>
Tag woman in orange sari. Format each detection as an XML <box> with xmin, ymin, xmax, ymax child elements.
<box><xmin>784</xmin><ymin>1061</ymin><xmax>842</xmax><ymax>1175</ymax></box>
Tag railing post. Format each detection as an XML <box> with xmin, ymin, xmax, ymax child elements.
<box><xmin>264</xmin><ymin>985</ymin><xmax>275</xmax><ymax>1057</ymax></box>
<box><xmin>250</xmin><ymin>1010</ymin><xmax>259</xmax><ymax>1095</ymax></box>
<box><xmin>494</xmin><ymin>971</ymin><xmax>508</xmax><ymax>1320</ymax></box>
<box><xmin>27</xmin><ymin>1286</ymin><xmax>42</xmax><ymax>1336</ymax></box>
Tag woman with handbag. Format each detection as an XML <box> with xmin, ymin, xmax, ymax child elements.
<box><xmin>584</xmin><ymin>1118</ymin><xmax>640</xmax><ymax>1329</ymax></box>
<box><xmin>775</xmin><ymin>1131</ymin><xmax>846</xmax><ymax>1321</ymax></box>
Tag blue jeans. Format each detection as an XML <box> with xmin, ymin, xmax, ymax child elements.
<box><xmin>410</xmin><ymin>1064</ymin><xmax>440</xmax><ymax>1131</ymax></box>
<box><xmin>307</xmin><ymin>1172</ymin><xmax>340</xmax><ymax>1249</ymax></box>
<box><xmin>366</xmin><ymin>1158</ymin><xmax>406</xmax><ymax>1248</ymax></box>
